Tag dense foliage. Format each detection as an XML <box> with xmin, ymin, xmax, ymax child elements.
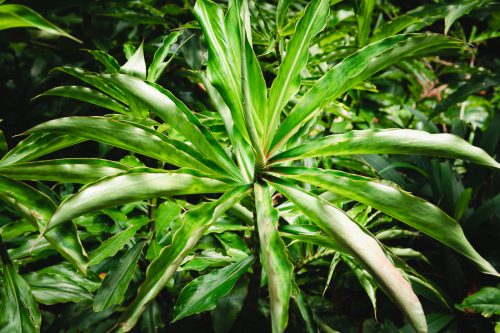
<box><xmin>0</xmin><ymin>0</ymin><xmax>499</xmax><ymax>332</ymax></box>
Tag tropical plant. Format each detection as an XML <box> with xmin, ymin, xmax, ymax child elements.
<box><xmin>0</xmin><ymin>0</ymin><xmax>498</xmax><ymax>332</ymax></box>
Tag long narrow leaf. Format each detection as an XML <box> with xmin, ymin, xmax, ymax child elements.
<box><xmin>269</xmin><ymin>33</ymin><xmax>463</xmax><ymax>155</ymax></box>
<box><xmin>269</xmin><ymin>178</ymin><xmax>427</xmax><ymax>333</ymax></box>
<box><xmin>266</xmin><ymin>0</ymin><xmax>329</xmax><ymax>148</ymax></box>
<box><xmin>270</xmin><ymin>129</ymin><xmax>500</xmax><ymax>169</ymax></box>
<box><xmin>47</xmin><ymin>170</ymin><xmax>235</xmax><ymax>230</ymax></box>
<box><xmin>255</xmin><ymin>182</ymin><xmax>294</xmax><ymax>333</ymax></box>
<box><xmin>271</xmin><ymin>167</ymin><xmax>498</xmax><ymax>276</ymax></box>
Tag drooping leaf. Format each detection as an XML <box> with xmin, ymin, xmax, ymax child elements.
<box><xmin>0</xmin><ymin>158</ymin><xmax>129</xmax><ymax>183</ymax></box>
<box><xmin>271</xmin><ymin>167</ymin><xmax>498</xmax><ymax>276</ymax></box>
<box><xmin>85</xmin><ymin>49</ymin><xmax>121</xmax><ymax>73</ymax></box>
<box><xmin>444</xmin><ymin>0</ymin><xmax>487</xmax><ymax>34</ymax></box>
<box><xmin>269</xmin><ymin>33</ymin><xmax>463</xmax><ymax>155</ymax></box>
<box><xmin>268</xmin><ymin>178</ymin><xmax>427</xmax><ymax>333</ymax></box>
<box><xmin>0</xmin><ymin>236</ymin><xmax>41</xmax><ymax>333</ymax></box>
<box><xmin>47</xmin><ymin>170</ymin><xmax>234</xmax><ymax>230</ymax></box>
<box><xmin>0</xmin><ymin>4</ymin><xmax>80</xmax><ymax>42</ymax></box>
<box><xmin>270</xmin><ymin>129</ymin><xmax>500</xmax><ymax>169</ymax></box>
<box><xmin>24</xmin><ymin>271</ymin><xmax>94</xmax><ymax>305</ymax></box>
<box><xmin>172</xmin><ymin>255</ymin><xmax>254</xmax><ymax>321</ymax></box>
<box><xmin>39</xmin><ymin>86</ymin><xmax>129</xmax><ymax>114</ymax></box>
<box><xmin>94</xmin><ymin>240</ymin><xmax>147</xmax><ymax>312</ymax></box>
<box><xmin>254</xmin><ymin>182</ymin><xmax>294</xmax><ymax>333</ymax></box>
<box><xmin>266</xmin><ymin>0</ymin><xmax>329</xmax><ymax>148</ymax></box>
<box><xmin>0</xmin><ymin>175</ymin><xmax>88</xmax><ymax>274</ymax></box>
<box><xmin>115</xmin><ymin>186</ymin><xmax>250</xmax><ymax>332</ymax></box>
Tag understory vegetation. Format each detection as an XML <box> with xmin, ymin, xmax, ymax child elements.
<box><xmin>0</xmin><ymin>0</ymin><xmax>499</xmax><ymax>332</ymax></box>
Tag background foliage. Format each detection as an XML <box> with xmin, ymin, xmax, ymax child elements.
<box><xmin>0</xmin><ymin>0</ymin><xmax>499</xmax><ymax>332</ymax></box>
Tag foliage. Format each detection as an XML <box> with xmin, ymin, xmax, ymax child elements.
<box><xmin>0</xmin><ymin>0</ymin><xmax>499</xmax><ymax>332</ymax></box>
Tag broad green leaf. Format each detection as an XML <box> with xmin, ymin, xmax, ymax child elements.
<box><xmin>147</xmin><ymin>32</ymin><xmax>181</xmax><ymax>82</ymax></box>
<box><xmin>211</xmin><ymin>276</ymin><xmax>249</xmax><ymax>333</ymax></box>
<box><xmin>33</xmin><ymin>262</ymin><xmax>100</xmax><ymax>292</ymax></box>
<box><xmin>356</xmin><ymin>0</ymin><xmax>375</xmax><ymax>47</ymax></box>
<box><xmin>115</xmin><ymin>185</ymin><xmax>250</xmax><ymax>332</ymax></box>
<box><xmin>120</xmin><ymin>42</ymin><xmax>146</xmax><ymax>79</ymax></box>
<box><xmin>47</xmin><ymin>170</ymin><xmax>234</xmax><ymax>230</ymax></box>
<box><xmin>94</xmin><ymin>240</ymin><xmax>147</xmax><ymax>312</ymax></box>
<box><xmin>0</xmin><ymin>158</ymin><xmax>129</xmax><ymax>183</ymax></box>
<box><xmin>270</xmin><ymin>129</ymin><xmax>500</xmax><ymax>169</ymax></box>
<box><xmin>269</xmin><ymin>33</ymin><xmax>463</xmax><ymax>155</ymax></box>
<box><xmin>0</xmin><ymin>236</ymin><xmax>41</xmax><ymax>333</ymax></box>
<box><xmin>456</xmin><ymin>286</ymin><xmax>500</xmax><ymax>317</ymax></box>
<box><xmin>268</xmin><ymin>178</ymin><xmax>427</xmax><ymax>333</ymax></box>
<box><xmin>0</xmin><ymin>175</ymin><xmax>88</xmax><ymax>274</ymax></box>
<box><xmin>271</xmin><ymin>167</ymin><xmax>499</xmax><ymax>276</ymax></box>
<box><xmin>0</xmin><ymin>4</ymin><xmax>80</xmax><ymax>42</ymax></box>
<box><xmin>26</xmin><ymin>116</ymin><xmax>219</xmax><ymax>176</ymax></box>
<box><xmin>266</xmin><ymin>0</ymin><xmax>329</xmax><ymax>148</ymax></box>
<box><xmin>108</xmin><ymin>75</ymin><xmax>242</xmax><ymax>180</ymax></box>
<box><xmin>24</xmin><ymin>271</ymin><xmax>94</xmax><ymax>305</ymax></box>
<box><xmin>89</xmin><ymin>219</ymin><xmax>150</xmax><ymax>266</ymax></box>
<box><xmin>371</xmin><ymin>15</ymin><xmax>421</xmax><ymax>42</ymax></box>
<box><xmin>172</xmin><ymin>255</ymin><xmax>254</xmax><ymax>321</ymax></box>
<box><xmin>0</xmin><ymin>133</ymin><xmax>84</xmax><ymax>167</ymax></box>
<box><xmin>39</xmin><ymin>86</ymin><xmax>129</xmax><ymax>114</ymax></box>
<box><xmin>85</xmin><ymin>49</ymin><xmax>120</xmax><ymax>72</ymax></box>
<box><xmin>254</xmin><ymin>182</ymin><xmax>293</xmax><ymax>333</ymax></box>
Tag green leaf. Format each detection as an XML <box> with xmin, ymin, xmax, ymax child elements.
<box><xmin>269</xmin><ymin>33</ymin><xmax>463</xmax><ymax>155</ymax></box>
<box><xmin>24</xmin><ymin>271</ymin><xmax>94</xmax><ymax>305</ymax></box>
<box><xmin>120</xmin><ymin>42</ymin><xmax>146</xmax><ymax>79</ymax></box>
<box><xmin>173</xmin><ymin>255</ymin><xmax>254</xmax><ymax>321</ymax></box>
<box><xmin>89</xmin><ymin>219</ymin><xmax>150</xmax><ymax>266</ymax></box>
<box><xmin>85</xmin><ymin>49</ymin><xmax>121</xmax><ymax>73</ymax></box>
<box><xmin>268</xmin><ymin>178</ymin><xmax>427</xmax><ymax>333</ymax></box>
<box><xmin>39</xmin><ymin>86</ymin><xmax>129</xmax><ymax>114</ymax></box>
<box><xmin>270</xmin><ymin>129</ymin><xmax>500</xmax><ymax>169</ymax></box>
<box><xmin>271</xmin><ymin>167</ymin><xmax>498</xmax><ymax>276</ymax></box>
<box><xmin>266</xmin><ymin>0</ymin><xmax>329</xmax><ymax>148</ymax></box>
<box><xmin>26</xmin><ymin>116</ymin><xmax>219</xmax><ymax>176</ymax></box>
<box><xmin>444</xmin><ymin>0</ymin><xmax>487</xmax><ymax>34</ymax></box>
<box><xmin>345</xmin><ymin>258</ymin><xmax>378</xmax><ymax>317</ymax></box>
<box><xmin>255</xmin><ymin>182</ymin><xmax>293</xmax><ymax>333</ymax></box>
<box><xmin>0</xmin><ymin>4</ymin><xmax>80</xmax><ymax>42</ymax></box>
<box><xmin>94</xmin><ymin>240</ymin><xmax>147</xmax><ymax>312</ymax></box>
<box><xmin>0</xmin><ymin>158</ymin><xmax>129</xmax><ymax>183</ymax></box>
<box><xmin>147</xmin><ymin>32</ymin><xmax>181</xmax><ymax>82</ymax></box>
<box><xmin>211</xmin><ymin>276</ymin><xmax>249</xmax><ymax>333</ymax></box>
<box><xmin>276</xmin><ymin>0</ymin><xmax>291</xmax><ymax>34</ymax></box>
<box><xmin>108</xmin><ymin>75</ymin><xmax>242</xmax><ymax>180</ymax></box>
<box><xmin>0</xmin><ymin>133</ymin><xmax>84</xmax><ymax>167</ymax></box>
<box><xmin>47</xmin><ymin>170</ymin><xmax>234</xmax><ymax>230</ymax></box>
<box><xmin>356</xmin><ymin>0</ymin><xmax>375</xmax><ymax>47</ymax></box>
<box><xmin>371</xmin><ymin>15</ymin><xmax>421</xmax><ymax>42</ymax></box>
<box><xmin>194</xmin><ymin>0</ymin><xmax>248</xmax><ymax>142</ymax></box>
<box><xmin>0</xmin><ymin>236</ymin><xmax>41</xmax><ymax>333</ymax></box>
<box><xmin>115</xmin><ymin>185</ymin><xmax>250</xmax><ymax>332</ymax></box>
<box><xmin>457</xmin><ymin>286</ymin><xmax>500</xmax><ymax>318</ymax></box>
<box><xmin>0</xmin><ymin>175</ymin><xmax>88</xmax><ymax>274</ymax></box>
